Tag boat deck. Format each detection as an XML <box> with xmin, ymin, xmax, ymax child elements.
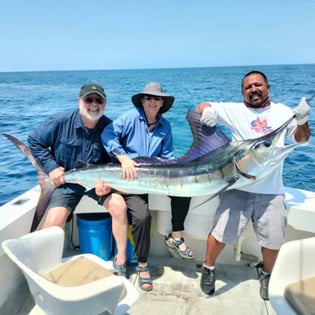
<box><xmin>128</xmin><ymin>255</ymin><xmax>276</xmax><ymax>315</ymax></box>
<box><xmin>6</xmin><ymin>252</ymin><xmax>276</xmax><ymax>315</ymax></box>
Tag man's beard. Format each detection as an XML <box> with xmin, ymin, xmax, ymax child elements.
<box><xmin>245</xmin><ymin>92</ymin><xmax>270</xmax><ymax>108</ymax></box>
<box><xmin>79</xmin><ymin>103</ymin><xmax>104</xmax><ymax>121</ymax></box>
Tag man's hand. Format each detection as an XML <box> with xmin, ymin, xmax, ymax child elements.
<box><xmin>200</xmin><ymin>106</ymin><xmax>217</xmax><ymax>127</ymax></box>
<box><xmin>95</xmin><ymin>180</ymin><xmax>111</xmax><ymax>196</ymax></box>
<box><xmin>49</xmin><ymin>167</ymin><xmax>65</xmax><ymax>187</ymax></box>
<box><xmin>293</xmin><ymin>97</ymin><xmax>310</xmax><ymax>125</ymax></box>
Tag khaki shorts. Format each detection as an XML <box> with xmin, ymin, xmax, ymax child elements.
<box><xmin>211</xmin><ymin>189</ymin><xmax>287</xmax><ymax>250</ymax></box>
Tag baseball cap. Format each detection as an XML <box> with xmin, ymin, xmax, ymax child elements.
<box><xmin>79</xmin><ymin>83</ymin><xmax>106</xmax><ymax>99</ymax></box>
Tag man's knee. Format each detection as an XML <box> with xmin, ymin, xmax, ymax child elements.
<box><xmin>43</xmin><ymin>207</ymin><xmax>70</xmax><ymax>228</ymax></box>
<box><xmin>105</xmin><ymin>194</ymin><xmax>127</xmax><ymax>214</ymax></box>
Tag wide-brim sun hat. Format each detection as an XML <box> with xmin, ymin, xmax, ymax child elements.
<box><xmin>131</xmin><ymin>82</ymin><xmax>175</xmax><ymax>114</ymax></box>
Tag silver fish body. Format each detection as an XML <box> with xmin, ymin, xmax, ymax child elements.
<box><xmin>61</xmin><ymin>110</ymin><xmax>298</xmax><ymax>197</ymax></box>
<box><xmin>4</xmin><ymin>109</ymin><xmax>299</xmax><ymax>231</ymax></box>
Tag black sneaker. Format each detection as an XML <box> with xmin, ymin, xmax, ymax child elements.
<box><xmin>259</xmin><ymin>272</ymin><xmax>270</xmax><ymax>300</ymax></box>
<box><xmin>200</xmin><ymin>265</ymin><xmax>216</xmax><ymax>295</ymax></box>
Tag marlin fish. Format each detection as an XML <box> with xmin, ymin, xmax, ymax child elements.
<box><xmin>4</xmin><ymin>109</ymin><xmax>300</xmax><ymax>231</ymax></box>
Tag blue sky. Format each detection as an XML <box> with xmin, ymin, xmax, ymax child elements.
<box><xmin>1</xmin><ymin>0</ymin><xmax>315</xmax><ymax>72</ymax></box>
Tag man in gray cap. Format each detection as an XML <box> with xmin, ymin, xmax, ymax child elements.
<box><xmin>28</xmin><ymin>83</ymin><xmax>129</xmax><ymax>275</ymax></box>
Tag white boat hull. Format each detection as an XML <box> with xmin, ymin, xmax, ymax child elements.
<box><xmin>1</xmin><ymin>185</ymin><xmax>315</xmax><ymax>314</ymax></box>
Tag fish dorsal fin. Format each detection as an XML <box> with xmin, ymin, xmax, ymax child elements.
<box><xmin>134</xmin><ymin>109</ymin><xmax>231</xmax><ymax>165</ymax></box>
<box><xmin>176</xmin><ymin>109</ymin><xmax>230</xmax><ymax>163</ymax></box>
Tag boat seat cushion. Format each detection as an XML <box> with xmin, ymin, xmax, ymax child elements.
<box><xmin>42</xmin><ymin>256</ymin><xmax>113</xmax><ymax>286</ymax></box>
<box><xmin>284</xmin><ymin>277</ymin><xmax>315</xmax><ymax>315</ymax></box>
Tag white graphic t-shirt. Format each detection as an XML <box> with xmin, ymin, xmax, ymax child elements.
<box><xmin>211</xmin><ymin>101</ymin><xmax>296</xmax><ymax>194</ymax></box>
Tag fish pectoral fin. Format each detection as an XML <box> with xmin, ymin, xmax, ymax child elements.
<box><xmin>235</xmin><ymin>161</ymin><xmax>256</xmax><ymax>180</ymax></box>
<box><xmin>190</xmin><ymin>194</ymin><xmax>218</xmax><ymax>209</ymax></box>
<box><xmin>190</xmin><ymin>176</ymin><xmax>240</xmax><ymax>210</ymax></box>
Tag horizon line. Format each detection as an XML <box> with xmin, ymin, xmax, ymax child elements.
<box><xmin>1</xmin><ymin>62</ymin><xmax>314</xmax><ymax>74</ymax></box>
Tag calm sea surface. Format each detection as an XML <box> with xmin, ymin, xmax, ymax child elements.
<box><xmin>0</xmin><ymin>64</ymin><xmax>314</xmax><ymax>206</ymax></box>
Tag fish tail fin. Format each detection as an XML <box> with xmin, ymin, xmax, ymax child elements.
<box><xmin>3</xmin><ymin>133</ymin><xmax>55</xmax><ymax>231</ymax></box>
<box><xmin>30</xmin><ymin>168</ymin><xmax>55</xmax><ymax>231</ymax></box>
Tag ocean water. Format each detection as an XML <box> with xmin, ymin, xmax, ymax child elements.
<box><xmin>0</xmin><ymin>64</ymin><xmax>314</xmax><ymax>206</ymax></box>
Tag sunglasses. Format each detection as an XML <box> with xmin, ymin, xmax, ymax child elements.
<box><xmin>143</xmin><ymin>96</ymin><xmax>163</xmax><ymax>101</ymax></box>
<box><xmin>83</xmin><ymin>97</ymin><xmax>104</xmax><ymax>105</ymax></box>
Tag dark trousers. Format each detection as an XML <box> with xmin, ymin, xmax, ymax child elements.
<box><xmin>123</xmin><ymin>194</ymin><xmax>151</xmax><ymax>264</ymax></box>
<box><xmin>169</xmin><ymin>196</ymin><xmax>191</xmax><ymax>232</ymax></box>
<box><xmin>123</xmin><ymin>194</ymin><xmax>191</xmax><ymax>263</ymax></box>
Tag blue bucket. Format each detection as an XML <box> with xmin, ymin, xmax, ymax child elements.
<box><xmin>77</xmin><ymin>213</ymin><xmax>112</xmax><ymax>261</ymax></box>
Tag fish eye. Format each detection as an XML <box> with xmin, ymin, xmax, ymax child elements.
<box><xmin>253</xmin><ymin>140</ymin><xmax>271</xmax><ymax>149</ymax></box>
<box><xmin>263</xmin><ymin>140</ymin><xmax>272</xmax><ymax>147</ymax></box>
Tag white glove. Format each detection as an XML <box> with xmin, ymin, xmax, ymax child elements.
<box><xmin>200</xmin><ymin>106</ymin><xmax>217</xmax><ymax>127</ymax></box>
<box><xmin>293</xmin><ymin>97</ymin><xmax>310</xmax><ymax>125</ymax></box>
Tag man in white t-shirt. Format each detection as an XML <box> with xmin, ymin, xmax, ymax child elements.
<box><xmin>196</xmin><ymin>70</ymin><xmax>311</xmax><ymax>300</ymax></box>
